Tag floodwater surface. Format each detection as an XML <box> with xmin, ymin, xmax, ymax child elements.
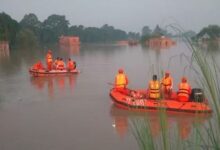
<box><xmin>0</xmin><ymin>42</ymin><xmax>218</xmax><ymax>150</ymax></box>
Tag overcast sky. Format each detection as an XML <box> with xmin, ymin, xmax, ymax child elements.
<box><xmin>1</xmin><ymin>0</ymin><xmax>220</xmax><ymax>33</ymax></box>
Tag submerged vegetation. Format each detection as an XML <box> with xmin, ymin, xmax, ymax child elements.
<box><xmin>130</xmin><ymin>26</ymin><xmax>220</xmax><ymax>150</ymax></box>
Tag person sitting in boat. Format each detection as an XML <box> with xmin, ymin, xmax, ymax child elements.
<box><xmin>67</xmin><ymin>58</ymin><xmax>76</xmax><ymax>71</ymax></box>
<box><xmin>46</xmin><ymin>50</ymin><xmax>53</xmax><ymax>71</ymax></box>
<box><xmin>161</xmin><ymin>71</ymin><xmax>173</xmax><ymax>98</ymax></box>
<box><xmin>114</xmin><ymin>68</ymin><xmax>129</xmax><ymax>94</ymax></box>
<box><xmin>32</xmin><ymin>61</ymin><xmax>44</xmax><ymax>70</ymax></box>
<box><xmin>148</xmin><ymin>75</ymin><xmax>160</xmax><ymax>99</ymax></box>
<box><xmin>177</xmin><ymin>77</ymin><xmax>192</xmax><ymax>102</ymax></box>
<box><xmin>57</xmin><ymin>58</ymin><xmax>65</xmax><ymax>70</ymax></box>
<box><xmin>53</xmin><ymin>57</ymin><xmax>59</xmax><ymax>69</ymax></box>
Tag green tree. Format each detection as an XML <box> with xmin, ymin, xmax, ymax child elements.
<box><xmin>41</xmin><ymin>14</ymin><xmax>69</xmax><ymax>43</ymax></box>
<box><xmin>197</xmin><ymin>25</ymin><xmax>220</xmax><ymax>40</ymax></box>
<box><xmin>20</xmin><ymin>13</ymin><xmax>41</xmax><ymax>29</ymax></box>
<box><xmin>0</xmin><ymin>12</ymin><xmax>20</xmax><ymax>45</ymax></box>
<box><xmin>20</xmin><ymin>13</ymin><xmax>42</xmax><ymax>41</ymax></box>
<box><xmin>68</xmin><ymin>24</ymin><xmax>128</xmax><ymax>43</ymax></box>
<box><xmin>141</xmin><ymin>26</ymin><xmax>152</xmax><ymax>42</ymax></box>
<box><xmin>68</xmin><ymin>25</ymin><xmax>85</xmax><ymax>41</ymax></box>
<box><xmin>128</xmin><ymin>32</ymin><xmax>140</xmax><ymax>40</ymax></box>
<box><xmin>15</xmin><ymin>28</ymin><xmax>38</xmax><ymax>47</ymax></box>
<box><xmin>142</xmin><ymin>26</ymin><xmax>152</xmax><ymax>36</ymax></box>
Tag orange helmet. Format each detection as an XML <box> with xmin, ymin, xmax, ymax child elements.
<box><xmin>48</xmin><ymin>50</ymin><xmax>52</xmax><ymax>53</ymax></box>
<box><xmin>118</xmin><ymin>68</ymin><xmax>124</xmax><ymax>73</ymax></box>
<box><xmin>165</xmin><ymin>71</ymin><xmax>170</xmax><ymax>76</ymax></box>
<box><xmin>182</xmin><ymin>77</ymin><xmax>187</xmax><ymax>82</ymax></box>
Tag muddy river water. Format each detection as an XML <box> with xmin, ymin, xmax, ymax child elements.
<box><xmin>0</xmin><ymin>41</ymin><xmax>219</xmax><ymax>150</ymax></box>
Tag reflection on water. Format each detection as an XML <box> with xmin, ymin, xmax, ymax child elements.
<box><xmin>0</xmin><ymin>42</ymin><xmax>219</xmax><ymax>150</ymax></box>
<box><xmin>59</xmin><ymin>44</ymin><xmax>80</xmax><ymax>55</ymax></box>
<box><xmin>145</xmin><ymin>36</ymin><xmax>177</xmax><ymax>50</ymax></box>
<box><xmin>0</xmin><ymin>48</ymin><xmax>10</xmax><ymax>72</ymax></box>
<box><xmin>200</xmin><ymin>41</ymin><xmax>220</xmax><ymax>51</ymax></box>
<box><xmin>0</xmin><ymin>48</ymin><xmax>10</xmax><ymax>59</ymax></box>
<box><xmin>110</xmin><ymin>105</ymin><xmax>211</xmax><ymax>140</ymax></box>
<box><xmin>30</xmin><ymin>75</ymin><xmax>77</xmax><ymax>98</ymax></box>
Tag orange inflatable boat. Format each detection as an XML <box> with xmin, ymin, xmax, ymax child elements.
<box><xmin>29</xmin><ymin>68</ymin><xmax>79</xmax><ymax>77</ymax></box>
<box><xmin>110</xmin><ymin>88</ymin><xmax>212</xmax><ymax>113</ymax></box>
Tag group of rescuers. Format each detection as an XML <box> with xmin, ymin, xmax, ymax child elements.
<box><xmin>115</xmin><ymin>69</ymin><xmax>192</xmax><ymax>102</ymax></box>
<box><xmin>33</xmin><ymin>50</ymin><xmax>76</xmax><ymax>71</ymax></box>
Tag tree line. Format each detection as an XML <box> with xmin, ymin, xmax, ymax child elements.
<box><xmin>140</xmin><ymin>25</ymin><xmax>220</xmax><ymax>42</ymax></box>
<box><xmin>1</xmin><ymin>12</ymin><xmax>220</xmax><ymax>47</ymax></box>
<box><xmin>0</xmin><ymin>12</ymin><xmax>140</xmax><ymax>47</ymax></box>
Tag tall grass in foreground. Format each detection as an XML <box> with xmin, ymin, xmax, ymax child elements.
<box><xmin>130</xmin><ymin>25</ymin><xmax>220</xmax><ymax>150</ymax></box>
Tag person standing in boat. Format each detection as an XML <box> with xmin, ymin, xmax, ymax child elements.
<box><xmin>67</xmin><ymin>58</ymin><xmax>76</xmax><ymax>71</ymax></box>
<box><xmin>177</xmin><ymin>77</ymin><xmax>192</xmax><ymax>102</ymax></box>
<box><xmin>46</xmin><ymin>50</ymin><xmax>53</xmax><ymax>71</ymax></box>
<box><xmin>114</xmin><ymin>69</ymin><xmax>129</xmax><ymax>94</ymax></box>
<box><xmin>161</xmin><ymin>71</ymin><xmax>173</xmax><ymax>98</ymax></box>
<box><xmin>148</xmin><ymin>75</ymin><xmax>160</xmax><ymax>99</ymax></box>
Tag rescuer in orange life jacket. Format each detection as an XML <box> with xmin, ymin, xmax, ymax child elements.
<box><xmin>161</xmin><ymin>71</ymin><xmax>173</xmax><ymax>98</ymax></box>
<box><xmin>57</xmin><ymin>58</ymin><xmax>65</xmax><ymax>70</ymax></box>
<box><xmin>46</xmin><ymin>50</ymin><xmax>53</xmax><ymax>71</ymax></box>
<box><xmin>177</xmin><ymin>77</ymin><xmax>192</xmax><ymax>102</ymax></box>
<box><xmin>148</xmin><ymin>75</ymin><xmax>160</xmax><ymax>99</ymax></box>
<box><xmin>53</xmin><ymin>57</ymin><xmax>59</xmax><ymax>69</ymax></box>
<box><xmin>32</xmin><ymin>61</ymin><xmax>44</xmax><ymax>70</ymax></box>
<box><xmin>114</xmin><ymin>69</ymin><xmax>129</xmax><ymax>94</ymax></box>
<box><xmin>67</xmin><ymin>58</ymin><xmax>76</xmax><ymax>71</ymax></box>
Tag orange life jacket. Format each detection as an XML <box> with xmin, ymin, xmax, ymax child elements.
<box><xmin>32</xmin><ymin>63</ymin><xmax>38</xmax><ymax>70</ymax></box>
<box><xmin>55</xmin><ymin>60</ymin><xmax>60</xmax><ymax>69</ymax></box>
<box><xmin>177</xmin><ymin>82</ymin><xmax>191</xmax><ymax>101</ymax></box>
<box><xmin>46</xmin><ymin>53</ymin><xmax>53</xmax><ymax>63</ymax></box>
<box><xmin>162</xmin><ymin>76</ymin><xmax>173</xmax><ymax>88</ymax></box>
<box><xmin>37</xmin><ymin>62</ymin><xmax>44</xmax><ymax>69</ymax></box>
<box><xmin>149</xmin><ymin>80</ymin><xmax>160</xmax><ymax>99</ymax></box>
<box><xmin>67</xmin><ymin>60</ymin><xmax>75</xmax><ymax>70</ymax></box>
<box><xmin>54</xmin><ymin>59</ymin><xmax>58</xmax><ymax>66</ymax></box>
<box><xmin>115</xmin><ymin>73</ymin><xmax>128</xmax><ymax>88</ymax></box>
<box><xmin>57</xmin><ymin>61</ymin><xmax>65</xmax><ymax>70</ymax></box>
<box><xmin>32</xmin><ymin>62</ymin><xmax>44</xmax><ymax>70</ymax></box>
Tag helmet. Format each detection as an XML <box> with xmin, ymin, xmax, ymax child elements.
<box><xmin>48</xmin><ymin>50</ymin><xmax>52</xmax><ymax>53</ymax></box>
<box><xmin>118</xmin><ymin>68</ymin><xmax>124</xmax><ymax>73</ymax></box>
<box><xmin>153</xmin><ymin>75</ymin><xmax>157</xmax><ymax>80</ymax></box>
<box><xmin>165</xmin><ymin>71</ymin><xmax>170</xmax><ymax>76</ymax></box>
<box><xmin>182</xmin><ymin>77</ymin><xmax>187</xmax><ymax>82</ymax></box>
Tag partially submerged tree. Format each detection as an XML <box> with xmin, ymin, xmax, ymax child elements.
<box><xmin>0</xmin><ymin>12</ymin><xmax>20</xmax><ymax>45</ymax></box>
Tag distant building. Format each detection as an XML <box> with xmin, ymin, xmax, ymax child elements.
<box><xmin>59</xmin><ymin>36</ymin><xmax>80</xmax><ymax>46</ymax></box>
<box><xmin>117</xmin><ymin>40</ymin><xmax>129</xmax><ymax>46</ymax></box>
<box><xmin>128</xmin><ymin>40</ymin><xmax>139</xmax><ymax>46</ymax></box>
<box><xmin>147</xmin><ymin>36</ymin><xmax>176</xmax><ymax>49</ymax></box>
<box><xmin>59</xmin><ymin>44</ymin><xmax>80</xmax><ymax>55</ymax></box>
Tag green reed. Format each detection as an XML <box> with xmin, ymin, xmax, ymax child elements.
<box><xmin>130</xmin><ymin>24</ymin><xmax>220</xmax><ymax>150</ymax></box>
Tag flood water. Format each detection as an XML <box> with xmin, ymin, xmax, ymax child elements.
<box><xmin>0</xmin><ymin>41</ymin><xmax>219</xmax><ymax>150</ymax></box>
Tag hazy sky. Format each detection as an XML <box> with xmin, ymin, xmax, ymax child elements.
<box><xmin>1</xmin><ymin>0</ymin><xmax>220</xmax><ymax>33</ymax></box>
